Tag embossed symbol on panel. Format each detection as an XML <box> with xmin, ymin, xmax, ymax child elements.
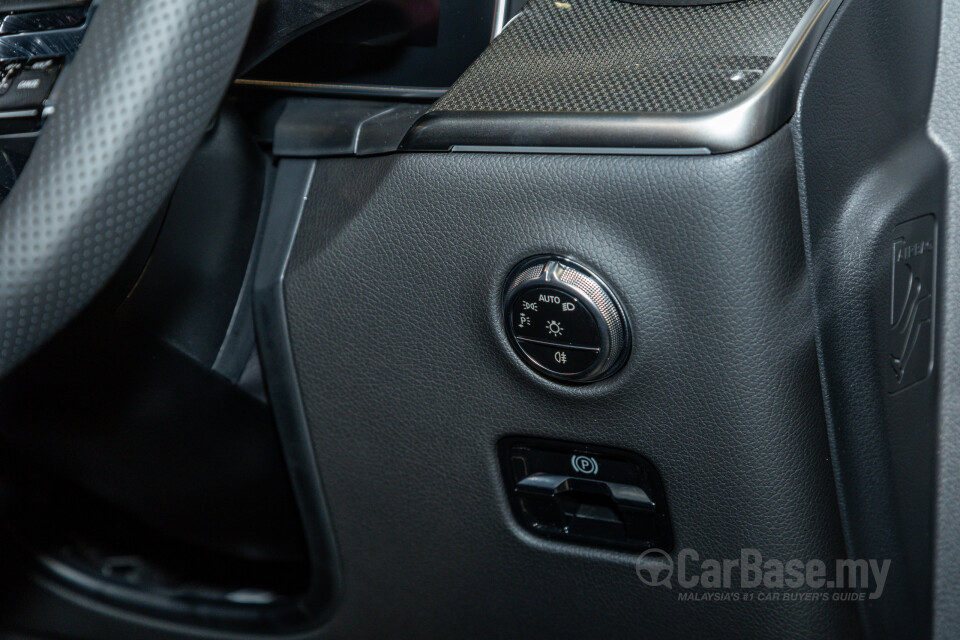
<box><xmin>886</xmin><ymin>215</ymin><xmax>936</xmax><ymax>392</ymax></box>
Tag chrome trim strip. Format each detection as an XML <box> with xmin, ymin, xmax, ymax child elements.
<box><xmin>493</xmin><ymin>0</ymin><xmax>510</xmax><ymax>38</ymax></box>
<box><xmin>0</xmin><ymin>108</ymin><xmax>38</xmax><ymax>118</ymax></box>
<box><xmin>232</xmin><ymin>78</ymin><xmax>446</xmax><ymax>99</ymax></box>
<box><xmin>647</xmin><ymin>0</ymin><xmax>844</xmax><ymax>153</ymax></box>
<box><xmin>404</xmin><ymin>0</ymin><xmax>845</xmax><ymax>154</ymax></box>
<box><xmin>452</xmin><ymin>144</ymin><xmax>710</xmax><ymax>156</ymax></box>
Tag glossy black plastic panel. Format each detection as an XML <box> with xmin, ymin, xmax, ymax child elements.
<box><xmin>241</xmin><ymin>0</ymin><xmax>499</xmax><ymax>91</ymax></box>
<box><xmin>500</xmin><ymin>438</ymin><xmax>673</xmax><ymax>551</ymax></box>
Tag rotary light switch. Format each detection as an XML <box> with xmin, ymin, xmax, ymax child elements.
<box><xmin>503</xmin><ymin>256</ymin><xmax>630</xmax><ymax>383</ymax></box>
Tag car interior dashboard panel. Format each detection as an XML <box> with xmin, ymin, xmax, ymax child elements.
<box><xmin>0</xmin><ymin>0</ymin><xmax>955</xmax><ymax>639</ymax></box>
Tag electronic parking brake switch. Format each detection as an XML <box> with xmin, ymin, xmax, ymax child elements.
<box><xmin>500</xmin><ymin>438</ymin><xmax>673</xmax><ymax>551</ymax></box>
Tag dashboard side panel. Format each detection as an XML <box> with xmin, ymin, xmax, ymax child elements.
<box><xmin>792</xmin><ymin>0</ymin><xmax>946</xmax><ymax>636</ymax></box>
<box><xmin>281</xmin><ymin>128</ymin><xmax>860</xmax><ymax>639</ymax></box>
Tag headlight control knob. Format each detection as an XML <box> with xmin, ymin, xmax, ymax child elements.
<box><xmin>503</xmin><ymin>256</ymin><xmax>630</xmax><ymax>383</ymax></box>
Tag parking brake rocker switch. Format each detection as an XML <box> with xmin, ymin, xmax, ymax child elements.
<box><xmin>515</xmin><ymin>474</ymin><xmax>656</xmax><ymax>511</ymax></box>
<box><xmin>500</xmin><ymin>438</ymin><xmax>673</xmax><ymax>551</ymax></box>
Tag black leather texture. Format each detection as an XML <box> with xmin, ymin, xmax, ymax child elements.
<box><xmin>926</xmin><ymin>0</ymin><xmax>960</xmax><ymax>636</ymax></box>
<box><xmin>0</xmin><ymin>0</ymin><xmax>256</xmax><ymax>375</ymax></box>
<box><xmin>791</xmin><ymin>0</ymin><xmax>945</xmax><ymax>638</ymax></box>
<box><xmin>282</xmin><ymin>128</ymin><xmax>860</xmax><ymax>639</ymax></box>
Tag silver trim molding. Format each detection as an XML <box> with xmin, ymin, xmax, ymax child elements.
<box><xmin>655</xmin><ymin>0</ymin><xmax>845</xmax><ymax>153</ymax></box>
<box><xmin>232</xmin><ymin>79</ymin><xmax>446</xmax><ymax>100</ymax></box>
<box><xmin>492</xmin><ymin>0</ymin><xmax>509</xmax><ymax>37</ymax></box>
<box><xmin>403</xmin><ymin>0</ymin><xmax>845</xmax><ymax>154</ymax></box>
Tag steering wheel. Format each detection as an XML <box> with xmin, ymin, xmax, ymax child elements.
<box><xmin>0</xmin><ymin>0</ymin><xmax>256</xmax><ymax>376</ymax></box>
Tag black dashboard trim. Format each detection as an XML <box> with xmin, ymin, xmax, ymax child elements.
<box><xmin>252</xmin><ymin>158</ymin><xmax>343</xmax><ymax>631</ymax></box>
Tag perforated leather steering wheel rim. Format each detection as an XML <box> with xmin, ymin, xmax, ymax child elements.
<box><xmin>0</xmin><ymin>0</ymin><xmax>256</xmax><ymax>375</ymax></box>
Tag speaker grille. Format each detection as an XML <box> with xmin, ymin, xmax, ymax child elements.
<box><xmin>431</xmin><ymin>0</ymin><xmax>813</xmax><ymax>114</ymax></box>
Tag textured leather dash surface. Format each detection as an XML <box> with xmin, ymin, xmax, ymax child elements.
<box><xmin>791</xmin><ymin>0</ymin><xmax>945</xmax><ymax>637</ymax></box>
<box><xmin>926</xmin><ymin>0</ymin><xmax>960</xmax><ymax>636</ymax></box>
<box><xmin>0</xmin><ymin>0</ymin><xmax>256</xmax><ymax>374</ymax></box>
<box><xmin>283</xmin><ymin>128</ymin><xmax>860</xmax><ymax>639</ymax></box>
